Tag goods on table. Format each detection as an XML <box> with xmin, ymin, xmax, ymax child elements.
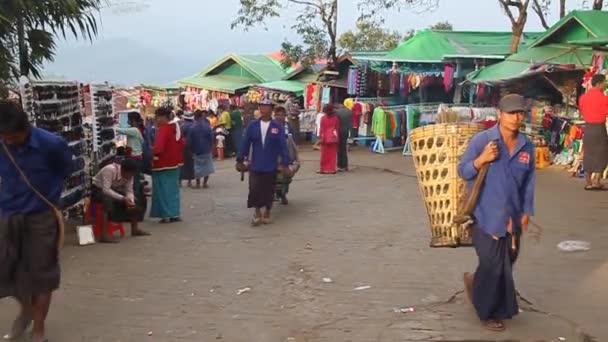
<box><xmin>409</xmin><ymin>123</ymin><xmax>484</xmax><ymax>248</ymax></box>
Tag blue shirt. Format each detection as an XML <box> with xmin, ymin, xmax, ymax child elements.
<box><xmin>187</xmin><ymin>119</ymin><xmax>213</xmax><ymax>156</ymax></box>
<box><xmin>237</xmin><ymin>119</ymin><xmax>289</xmax><ymax>172</ymax></box>
<box><xmin>457</xmin><ymin>125</ymin><xmax>535</xmax><ymax>237</ymax></box>
<box><xmin>0</xmin><ymin>128</ymin><xmax>74</xmax><ymax>216</ymax></box>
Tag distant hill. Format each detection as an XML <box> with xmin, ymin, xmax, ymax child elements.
<box><xmin>42</xmin><ymin>38</ymin><xmax>207</xmax><ymax>87</ymax></box>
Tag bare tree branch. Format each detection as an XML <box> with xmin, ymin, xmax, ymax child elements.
<box><xmin>532</xmin><ymin>0</ymin><xmax>550</xmax><ymax>29</ymax></box>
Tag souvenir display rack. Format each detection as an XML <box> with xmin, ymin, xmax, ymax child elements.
<box><xmin>90</xmin><ymin>84</ymin><xmax>116</xmax><ymax>169</ymax></box>
<box><xmin>19</xmin><ymin>77</ymin><xmax>88</xmax><ymax>217</ymax></box>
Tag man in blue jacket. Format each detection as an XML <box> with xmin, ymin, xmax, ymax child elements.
<box><xmin>458</xmin><ymin>94</ymin><xmax>535</xmax><ymax>332</ymax></box>
<box><xmin>236</xmin><ymin>99</ymin><xmax>290</xmax><ymax>226</ymax></box>
<box><xmin>0</xmin><ymin>101</ymin><xmax>73</xmax><ymax>342</ymax></box>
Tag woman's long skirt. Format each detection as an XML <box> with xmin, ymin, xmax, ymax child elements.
<box><xmin>320</xmin><ymin>143</ymin><xmax>338</xmax><ymax>174</ymax></box>
<box><xmin>248</xmin><ymin>171</ymin><xmax>277</xmax><ymax>209</ymax></box>
<box><xmin>180</xmin><ymin>145</ymin><xmax>195</xmax><ymax>181</ymax></box>
<box><xmin>193</xmin><ymin>153</ymin><xmax>215</xmax><ymax>178</ymax></box>
<box><xmin>150</xmin><ymin>168</ymin><xmax>181</xmax><ymax>219</ymax></box>
<box><xmin>583</xmin><ymin>123</ymin><xmax>608</xmax><ymax>173</ymax></box>
<box><xmin>472</xmin><ymin>227</ymin><xmax>520</xmax><ymax>321</ymax></box>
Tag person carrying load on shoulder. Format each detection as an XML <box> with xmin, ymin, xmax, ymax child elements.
<box><xmin>457</xmin><ymin>94</ymin><xmax>536</xmax><ymax>333</ymax></box>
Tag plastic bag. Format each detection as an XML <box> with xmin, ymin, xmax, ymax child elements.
<box><xmin>557</xmin><ymin>240</ymin><xmax>591</xmax><ymax>252</ymax></box>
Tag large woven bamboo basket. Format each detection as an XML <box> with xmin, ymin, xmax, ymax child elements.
<box><xmin>409</xmin><ymin>123</ymin><xmax>484</xmax><ymax>248</ymax></box>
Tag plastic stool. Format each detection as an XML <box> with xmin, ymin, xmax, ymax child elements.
<box><xmin>86</xmin><ymin>202</ymin><xmax>126</xmax><ymax>239</ymax></box>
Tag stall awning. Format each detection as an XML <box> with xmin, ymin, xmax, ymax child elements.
<box><xmin>466</xmin><ymin>44</ymin><xmax>594</xmax><ymax>84</ymax></box>
<box><xmin>256</xmin><ymin>80</ymin><xmax>306</xmax><ymax>95</ymax></box>
<box><xmin>177</xmin><ymin>74</ymin><xmax>257</xmax><ymax>94</ymax></box>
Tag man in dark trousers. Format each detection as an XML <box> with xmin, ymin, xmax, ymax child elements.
<box><xmin>0</xmin><ymin>101</ymin><xmax>73</xmax><ymax>342</ymax></box>
<box><xmin>236</xmin><ymin>99</ymin><xmax>291</xmax><ymax>226</ymax></box>
<box><xmin>336</xmin><ymin>104</ymin><xmax>353</xmax><ymax>172</ymax></box>
<box><xmin>578</xmin><ymin>74</ymin><xmax>608</xmax><ymax>190</ymax></box>
<box><xmin>458</xmin><ymin>94</ymin><xmax>535</xmax><ymax>332</ymax></box>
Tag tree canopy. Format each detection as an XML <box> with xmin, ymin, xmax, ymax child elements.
<box><xmin>338</xmin><ymin>19</ymin><xmax>404</xmax><ymax>52</ymax></box>
<box><xmin>232</xmin><ymin>0</ymin><xmax>438</xmax><ymax>69</ymax></box>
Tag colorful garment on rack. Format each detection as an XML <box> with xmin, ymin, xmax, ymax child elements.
<box><xmin>371</xmin><ymin>107</ymin><xmax>387</xmax><ymax>138</ymax></box>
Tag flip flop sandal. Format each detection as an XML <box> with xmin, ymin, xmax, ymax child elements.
<box><xmin>99</xmin><ymin>238</ymin><xmax>119</xmax><ymax>244</ymax></box>
<box><xmin>170</xmin><ymin>217</ymin><xmax>182</xmax><ymax>223</ymax></box>
<box><xmin>3</xmin><ymin>316</ymin><xmax>31</xmax><ymax>340</ymax></box>
<box><xmin>132</xmin><ymin>230</ymin><xmax>151</xmax><ymax>237</ymax></box>
<box><xmin>584</xmin><ymin>185</ymin><xmax>600</xmax><ymax>191</ymax></box>
<box><xmin>159</xmin><ymin>219</ymin><xmax>171</xmax><ymax>224</ymax></box>
<box><xmin>251</xmin><ymin>218</ymin><xmax>262</xmax><ymax>227</ymax></box>
<box><xmin>482</xmin><ymin>320</ymin><xmax>505</xmax><ymax>332</ymax></box>
<box><xmin>262</xmin><ymin>218</ymin><xmax>272</xmax><ymax>225</ymax></box>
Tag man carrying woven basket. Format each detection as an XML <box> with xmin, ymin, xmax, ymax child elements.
<box><xmin>457</xmin><ymin>94</ymin><xmax>536</xmax><ymax>332</ymax></box>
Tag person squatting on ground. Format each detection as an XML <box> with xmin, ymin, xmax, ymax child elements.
<box><xmin>236</xmin><ymin>99</ymin><xmax>291</xmax><ymax>226</ymax></box>
<box><xmin>578</xmin><ymin>74</ymin><xmax>608</xmax><ymax>191</ymax></box>
<box><xmin>273</xmin><ymin>106</ymin><xmax>300</xmax><ymax>205</ymax></box>
<box><xmin>458</xmin><ymin>94</ymin><xmax>536</xmax><ymax>332</ymax></box>
<box><xmin>150</xmin><ymin>107</ymin><xmax>184</xmax><ymax>224</ymax></box>
<box><xmin>0</xmin><ymin>101</ymin><xmax>73</xmax><ymax>342</ymax></box>
<box><xmin>187</xmin><ymin>110</ymin><xmax>215</xmax><ymax>189</ymax></box>
<box><xmin>91</xmin><ymin>158</ymin><xmax>151</xmax><ymax>243</ymax></box>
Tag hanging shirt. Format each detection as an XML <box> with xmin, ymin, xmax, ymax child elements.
<box><xmin>0</xmin><ymin>128</ymin><xmax>73</xmax><ymax>216</ymax></box>
<box><xmin>371</xmin><ymin>107</ymin><xmax>387</xmax><ymax>137</ymax></box>
<box><xmin>457</xmin><ymin>125</ymin><xmax>536</xmax><ymax>237</ymax></box>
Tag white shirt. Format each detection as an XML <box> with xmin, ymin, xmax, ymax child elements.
<box><xmin>260</xmin><ymin>120</ymin><xmax>271</xmax><ymax>146</ymax></box>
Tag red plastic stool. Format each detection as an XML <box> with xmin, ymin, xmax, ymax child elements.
<box><xmin>86</xmin><ymin>201</ymin><xmax>126</xmax><ymax>239</ymax></box>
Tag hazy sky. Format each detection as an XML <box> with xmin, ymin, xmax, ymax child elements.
<box><xmin>46</xmin><ymin>0</ymin><xmax>592</xmax><ymax>84</ymax></box>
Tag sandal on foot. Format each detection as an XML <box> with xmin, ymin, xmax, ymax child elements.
<box><xmin>132</xmin><ymin>230</ymin><xmax>151</xmax><ymax>237</ymax></box>
<box><xmin>159</xmin><ymin>219</ymin><xmax>171</xmax><ymax>224</ymax></box>
<box><xmin>251</xmin><ymin>217</ymin><xmax>262</xmax><ymax>227</ymax></box>
<box><xmin>482</xmin><ymin>320</ymin><xmax>505</xmax><ymax>332</ymax></box>
<box><xmin>170</xmin><ymin>217</ymin><xmax>182</xmax><ymax>223</ymax></box>
<box><xmin>3</xmin><ymin>313</ymin><xmax>32</xmax><ymax>340</ymax></box>
<box><xmin>262</xmin><ymin>217</ymin><xmax>272</xmax><ymax>225</ymax></box>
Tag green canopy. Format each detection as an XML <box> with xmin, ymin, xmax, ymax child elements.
<box><xmin>384</xmin><ymin>30</ymin><xmax>542</xmax><ymax>63</ymax></box>
<box><xmin>256</xmin><ymin>80</ymin><xmax>306</xmax><ymax>95</ymax></box>
<box><xmin>178</xmin><ymin>74</ymin><xmax>257</xmax><ymax>94</ymax></box>
<box><xmin>467</xmin><ymin>44</ymin><xmax>594</xmax><ymax>84</ymax></box>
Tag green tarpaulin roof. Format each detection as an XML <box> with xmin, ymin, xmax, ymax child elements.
<box><xmin>178</xmin><ymin>74</ymin><xmax>257</xmax><ymax>94</ymax></box>
<box><xmin>466</xmin><ymin>44</ymin><xmax>594</xmax><ymax>84</ymax></box>
<box><xmin>383</xmin><ymin>30</ymin><xmax>542</xmax><ymax>63</ymax></box>
<box><xmin>468</xmin><ymin>10</ymin><xmax>608</xmax><ymax>84</ymax></box>
<box><xmin>530</xmin><ymin>10</ymin><xmax>608</xmax><ymax>48</ymax></box>
<box><xmin>177</xmin><ymin>53</ymin><xmax>293</xmax><ymax>92</ymax></box>
<box><xmin>255</xmin><ymin>80</ymin><xmax>306</xmax><ymax>95</ymax></box>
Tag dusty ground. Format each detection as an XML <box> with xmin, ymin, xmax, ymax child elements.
<box><xmin>1</xmin><ymin>149</ymin><xmax>607</xmax><ymax>342</ymax></box>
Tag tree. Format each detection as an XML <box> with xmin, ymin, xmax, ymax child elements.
<box><xmin>593</xmin><ymin>0</ymin><xmax>603</xmax><ymax>9</ymax></box>
<box><xmin>231</xmin><ymin>0</ymin><xmax>435</xmax><ymax>69</ymax></box>
<box><xmin>429</xmin><ymin>20</ymin><xmax>453</xmax><ymax>30</ymax></box>
<box><xmin>0</xmin><ymin>0</ymin><xmax>106</xmax><ymax>96</ymax></box>
<box><xmin>338</xmin><ymin>19</ymin><xmax>404</xmax><ymax>52</ymax></box>
<box><xmin>498</xmin><ymin>0</ymin><xmax>531</xmax><ymax>53</ymax></box>
<box><xmin>531</xmin><ymin>0</ymin><xmax>552</xmax><ymax>29</ymax></box>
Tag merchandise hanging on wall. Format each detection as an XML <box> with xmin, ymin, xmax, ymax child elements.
<box><xmin>19</xmin><ymin>77</ymin><xmax>88</xmax><ymax>217</ymax></box>
<box><xmin>90</xmin><ymin>83</ymin><xmax>116</xmax><ymax>169</ymax></box>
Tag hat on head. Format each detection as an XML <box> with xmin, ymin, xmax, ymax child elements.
<box><xmin>183</xmin><ymin>111</ymin><xmax>194</xmax><ymax>120</ymax></box>
<box><xmin>258</xmin><ymin>94</ymin><xmax>274</xmax><ymax>107</ymax></box>
<box><xmin>498</xmin><ymin>94</ymin><xmax>527</xmax><ymax>113</ymax></box>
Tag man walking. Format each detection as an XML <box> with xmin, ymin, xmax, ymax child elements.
<box><xmin>236</xmin><ymin>99</ymin><xmax>290</xmax><ymax>226</ymax></box>
<box><xmin>336</xmin><ymin>104</ymin><xmax>353</xmax><ymax>172</ymax></box>
<box><xmin>0</xmin><ymin>101</ymin><xmax>73</xmax><ymax>342</ymax></box>
<box><xmin>458</xmin><ymin>94</ymin><xmax>536</xmax><ymax>332</ymax></box>
<box><xmin>578</xmin><ymin>74</ymin><xmax>608</xmax><ymax>190</ymax></box>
